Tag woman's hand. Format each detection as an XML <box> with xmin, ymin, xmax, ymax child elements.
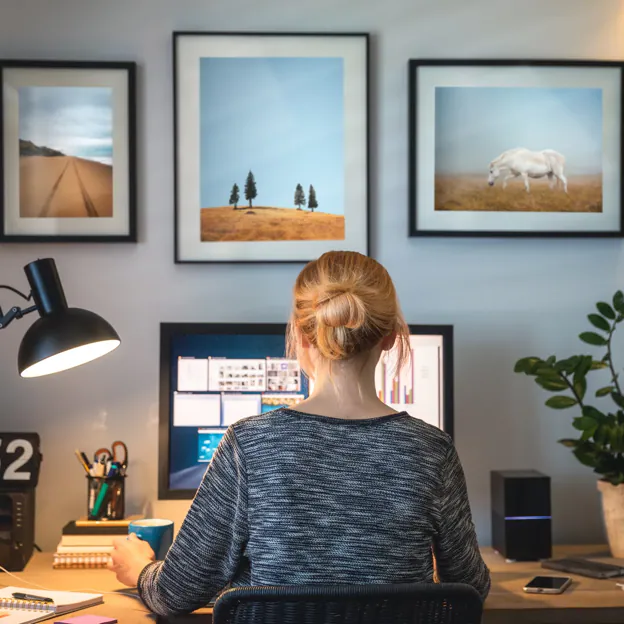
<box><xmin>108</xmin><ymin>533</ymin><xmax>156</xmax><ymax>587</ymax></box>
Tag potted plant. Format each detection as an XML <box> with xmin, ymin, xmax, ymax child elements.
<box><xmin>514</xmin><ymin>291</ymin><xmax>624</xmax><ymax>557</ymax></box>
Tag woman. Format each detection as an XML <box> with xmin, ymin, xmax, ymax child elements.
<box><xmin>109</xmin><ymin>251</ymin><xmax>490</xmax><ymax>616</ymax></box>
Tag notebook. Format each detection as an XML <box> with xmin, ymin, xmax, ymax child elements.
<box><xmin>0</xmin><ymin>587</ymin><xmax>103</xmax><ymax>624</ymax></box>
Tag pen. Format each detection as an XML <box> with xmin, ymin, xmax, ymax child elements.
<box><xmin>12</xmin><ymin>593</ymin><xmax>54</xmax><ymax>603</ymax></box>
<box><xmin>74</xmin><ymin>449</ymin><xmax>91</xmax><ymax>475</ymax></box>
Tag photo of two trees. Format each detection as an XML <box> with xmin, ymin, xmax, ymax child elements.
<box><xmin>198</xmin><ymin>56</ymin><xmax>346</xmax><ymax>243</ymax></box>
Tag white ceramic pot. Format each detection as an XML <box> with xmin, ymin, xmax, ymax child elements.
<box><xmin>597</xmin><ymin>480</ymin><xmax>624</xmax><ymax>557</ymax></box>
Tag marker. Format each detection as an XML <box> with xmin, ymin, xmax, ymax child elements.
<box><xmin>92</xmin><ymin>482</ymin><xmax>110</xmax><ymax>518</ymax></box>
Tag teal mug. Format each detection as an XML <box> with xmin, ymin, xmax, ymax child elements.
<box><xmin>128</xmin><ymin>519</ymin><xmax>174</xmax><ymax>560</ymax></box>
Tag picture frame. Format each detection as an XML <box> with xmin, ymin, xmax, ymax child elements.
<box><xmin>173</xmin><ymin>32</ymin><xmax>369</xmax><ymax>263</ymax></box>
<box><xmin>409</xmin><ymin>59</ymin><xmax>624</xmax><ymax>238</ymax></box>
<box><xmin>0</xmin><ymin>60</ymin><xmax>137</xmax><ymax>243</ymax></box>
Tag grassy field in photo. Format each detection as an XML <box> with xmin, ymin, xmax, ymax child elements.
<box><xmin>434</xmin><ymin>174</ymin><xmax>602</xmax><ymax>213</ymax></box>
<box><xmin>200</xmin><ymin>206</ymin><xmax>345</xmax><ymax>242</ymax></box>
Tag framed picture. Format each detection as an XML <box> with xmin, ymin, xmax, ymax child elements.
<box><xmin>0</xmin><ymin>61</ymin><xmax>136</xmax><ymax>242</ymax></box>
<box><xmin>174</xmin><ymin>32</ymin><xmax>369</xmax><ymax>263</ymax></box>
<box><xmin>409</xmin><ymin>59</ymin><xmax>624</xmax><ymax>238</ymax></box>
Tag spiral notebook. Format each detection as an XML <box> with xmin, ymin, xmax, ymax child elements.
<box><xmin>0</xmin><ymin>587</ymin><xmax>103</xmax><ymax>624</ymax></box>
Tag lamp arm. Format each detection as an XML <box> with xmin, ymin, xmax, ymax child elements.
<box><xmin>0</xmin><ymin>285</ymin><xmax>36</xmax><ymax>330</ymax></box>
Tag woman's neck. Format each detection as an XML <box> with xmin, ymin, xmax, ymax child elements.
<box><xmin>294</xmin><ymin>356</ymin><xmax>399</xmax><ymax>420</ymax></box>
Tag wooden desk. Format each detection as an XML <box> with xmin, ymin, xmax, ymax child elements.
<box><xmin>5</xmin><ymin>546</ymin><xmax>624</xmax><ymax>623</ymax></box>
<box><xmin>483</xmin><ymin>544</ymin><xmax>624</xmax><ymax>623</ymax></box>
<box><xmin>0</xmin><ymin>554</ymin><xmax>212</xmax><ymax>623</ymax></box>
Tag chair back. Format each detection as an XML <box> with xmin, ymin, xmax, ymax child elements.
<box><xmin>212</xmin><ymin>582</ymin><xmax>483</xmax><ymax>624</ymax></box>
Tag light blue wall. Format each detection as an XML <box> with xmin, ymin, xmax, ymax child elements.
<box><xmin>1</xmin><ymin>0</ymin><xmax>623</xmax><ymax>549</ymax></box>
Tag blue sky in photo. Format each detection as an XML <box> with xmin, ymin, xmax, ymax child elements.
<box><xmin>19</xmin><ymin>87</ymin><xmax>113</xmax><ymax>165</ymax></box>
<box><xmin>435</xmin><ymin>87</ymin><xmax>603</xmax><ymax>175</ymax></box>
<box><xmin>200</xmin><ymin>57</ymin><xmax>344</xmax><ymax>213</ymax></box>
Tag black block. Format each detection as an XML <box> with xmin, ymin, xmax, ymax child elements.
<box><xmin>491</xmin><ymin>470</ymin><xmax>552</xmax><ymax>561</ymax></box>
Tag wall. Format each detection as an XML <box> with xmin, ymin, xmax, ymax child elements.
<box><xmin>1</xmin><ymin>0</ymin><xmax>624</xmax><ymax>550</ymax></box>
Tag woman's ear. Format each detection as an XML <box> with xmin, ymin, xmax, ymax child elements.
<box><xmin>380</xmin><ymin>331</ymin><xmax>397</xmax><ymax>352</ymax></box>
<box><xmin>299</xmin><ymin>330</ymin><xmax>311</xmax><ymax>350</ymax></box>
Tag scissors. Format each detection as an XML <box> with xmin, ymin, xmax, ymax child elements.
<box><xmin>94</xmin><ymin>440</ymin><xmax>128</xmax><ymax>474</ymax></box>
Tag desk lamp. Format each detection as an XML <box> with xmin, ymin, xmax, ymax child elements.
<box><xmin>0</xmin><ymin>258</ymin><xmax>120</xmax><ymax>377</ymax></box>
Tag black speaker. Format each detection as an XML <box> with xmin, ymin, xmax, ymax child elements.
<box><xmin>0</xmin><ymin>488</ymin><xmax>35</xmax><ymax>571</ymax></box>
<box><xmin>491</xmin><ymin>470</ymin><xmax>552</xmax><ymax>561</ymax></box>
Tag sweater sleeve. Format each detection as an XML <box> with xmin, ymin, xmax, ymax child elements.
<box><xmin>138</xmin><ymin>427</ymin><xmax>248</xmax><ymax>616</ymax></box>
<box><xmin>433</xmin><ymin>442</ymin><xmax>491</xmax><ymax>600</ymax></box>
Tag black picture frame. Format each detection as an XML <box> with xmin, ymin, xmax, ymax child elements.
<box><xmin>0</xmin><ymin>60</ymin><xmax>137</xmax><ymax>243</ymax></box>
<box><xmin>408</xmin><ymin>59</ymin><xmax>624</xmax><ymax>238</ymax></box>
<box><xmin>158</xmin><ymin>322</ymin><xmax>454</xmax><ymax>500</ymax></box>
<box><xmin>173</xmin><ymin>32</ymin><xmax>370</xmax><ymax>263</ymax></box>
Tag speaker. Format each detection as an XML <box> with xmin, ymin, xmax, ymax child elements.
<box><xmin>491</xmin><ymin>470</ymin><xmax>552</xmax><ymax>561</ymax></box>
<box><xmin>0</xmin><ymin>489</ymin><xmax>35</xmax><ymax>571</ymax></box>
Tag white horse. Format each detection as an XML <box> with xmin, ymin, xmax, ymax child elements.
<box><xmin>487</xmin><ymin>148</ymin><xmax>567</xmax><ymax>193</ymax></box>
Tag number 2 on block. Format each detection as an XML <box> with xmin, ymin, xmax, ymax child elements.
<box><xmin>0</xmin><ymin>439</ymin><xmax>33</xmax><ymax>481</ymax></box>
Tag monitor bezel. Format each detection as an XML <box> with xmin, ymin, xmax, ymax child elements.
<box><xmin>158</xmin><ymin>322</ymin><xmax>454</xmax><ymax>500</ymax></box>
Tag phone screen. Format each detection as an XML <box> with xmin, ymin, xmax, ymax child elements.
<box><xmin>525</xmin><ymin>576</ymin><xmax>569</xmax><ymax>589</ymax></box>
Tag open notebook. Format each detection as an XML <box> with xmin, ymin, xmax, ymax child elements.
<box><xmin>0</xmin><ymin>587</ymin><xmax>102</xmax><ymax>624</ymax></box>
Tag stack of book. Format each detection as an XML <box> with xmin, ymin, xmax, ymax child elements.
<box><xmin>53</xmin><ymin>515</ymin><xmax>142</xmax><ymax>569</ymax></box>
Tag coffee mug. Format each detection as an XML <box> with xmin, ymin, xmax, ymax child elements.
<box><xmin>128</xmin><ymin>519</ymin><xmax>174</xmax><ymax>560</ymax></box>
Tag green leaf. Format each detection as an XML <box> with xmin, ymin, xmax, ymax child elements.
<box><xmin>597</xmin><ymin>302</ymin><xmax>616</xmax><ymax>320</ymax></box>
<box><xmin>612</xmin><ymin>393</ymin><xmax>624</xmax><ymax>409</ymax></box>
<box><xmin>555</xmin><ymin>357</ymin><xmax>581</xmax><ymax>375</ymax></box>
<box><xmin>558</xmin><ymin>438</ymin><xmax>579</xmax><ymax>448</ymax></box>
<box><xmin>588</xmin><ymin>314</ymin><xmax>611</xmax><ymax>332</ymax></box>
<box><xmin>545</xmin><ymin>395</ymin><xmax>578</xmax><ymax>409</ymax></box>
<box><xmin>535</xmin><ymin>377</ymin><xmax>568</xmax><ymax>392</ymax></box>
<box><xmin>514</xmin><ymin>357</ymin><xmax>542</xmax><ymax>374</ymax></box>
<box><xmin>545</xmin><ymin>355</ymin><xmax>556</xmax><ymax>367</ymax></box>
<box><xmin>574</xmin><ymin>376</ymin><xmax>587</xmax><ymax>400</ymax></box>
<box><xmin>614</xmin><ymin>291</ymin><xmax>624</xmax><ymax>314</ymax></box>
<box><xmin>573</xmin><ymin>445</ymin><xmax>599</xmax><ymax>468</ymax></box>
<box><xmin>573</xmin><ymin>416</ymin><xmax>597</xmax><ymax>431</ymax></box>
<box><xmin>594</xmin><ymin>425</ymin><xmax>607</xmax><ymax>445</ymax></box>
<box><xmin>536</xmin><ymin>366</ymin><xmax>564</xmax><ymax>378</ymax></box>
<box><xmin>592</xmin><ymin>360</ymin><xmax>609</xmax><ymax>370</ymax></box>
<box><xmin>579</xmin><ymin>332</ymin><xmax>608</xmax><ymax>346</ymax></box>
<box><xmin>596</xmin><ymin>386</ymin><xmax>615</xmax><ymax>397</ymax></box>
<box><xmin>583</xmin><ymin>405</ymin><xmax>607</xmax><ymax>422</ymax></box>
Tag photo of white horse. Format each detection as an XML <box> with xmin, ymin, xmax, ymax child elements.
<box><xmin>434</xmin><ymin>87</ymin><xmax>602</xmax><ymax>213</ymax></box>
<box><xmin>487</xmin><ymin>148</ymin><xmax>567</xmax><ymax>193</ymax></box>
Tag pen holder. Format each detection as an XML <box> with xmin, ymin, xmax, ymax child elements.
<box><xmin>87</xmin><ymin>475</ymin><xmax>125</xmax><ymax>521</ymax></box>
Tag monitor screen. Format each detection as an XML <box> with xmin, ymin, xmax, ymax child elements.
<box><xmin>159</xmin><ymin>323</ymin><xmax>453</xmax><ymax>499</ymax></box>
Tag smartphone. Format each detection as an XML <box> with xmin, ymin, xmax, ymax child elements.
<box><xmin>523</xmin><ymin>576</ymin><xmax>572</xmax><ymax>594</ymax></box>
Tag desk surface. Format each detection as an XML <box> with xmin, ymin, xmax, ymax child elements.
<box><xmin>483</xmin><ymin>544</ymin><xmax>624</xmax><ymax>623</ymax></box>
<box><xmin>3</xmin><ymin>546</ymin><xmax>624</xmax><ymax>624</ymax></box>
<box><xmin>0</xmin><ymin>555</ymin><xmax>211</xmax><ymax>623</ymax></box>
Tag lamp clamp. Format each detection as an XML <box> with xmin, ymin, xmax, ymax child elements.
<box><xmin>0</xmin><ymin>286</ymin><xmax>37</xmax><ymax>330</ymax></box>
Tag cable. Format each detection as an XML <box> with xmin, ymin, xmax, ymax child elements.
<box><xmin>0</xmin><ymin>564</ymin><xmax>141</xmax><ymax>600</ymax></box>
<box><xmin>0</xmin><ymin>286</ymin><xmax>32</xmax><ymax>301</ymax></box>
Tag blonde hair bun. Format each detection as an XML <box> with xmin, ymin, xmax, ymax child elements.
<box><xmin>314</xmin><ymin>283</ymin><xmax>366</xmax><ymax>330</ymax></box>
<box><xmin>287</xmin><ymin>251</ymin><xmax>411</xmax><ymax>368</ymax></box>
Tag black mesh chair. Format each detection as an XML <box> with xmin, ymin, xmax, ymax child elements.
<box><xmin>212</xmin><ymin>583</ymin><xmax>483</xmax><ymax>624</ymax></box>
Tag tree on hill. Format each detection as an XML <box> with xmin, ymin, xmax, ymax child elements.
<box><xmin>245</xmin><ymin>171</ymin><xmax>257</xmax><ymax>208</ymax></box>
<box><xmin>229</xmin><ymin>183</ymin><xmax>240</xmax><ymax>210</ymax></box>
<box><xmin>294</xmin><ymin>183</ymin><xmax>306</xmax><ymax>210</ymax></box>
<box><xmin>308</xmin><ymin>185</ymin><xmax>318</xmax><ymax>212</ymax></box>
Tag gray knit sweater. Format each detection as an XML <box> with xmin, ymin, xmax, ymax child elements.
<box><xmin>138</xmin><ymin>409</ymin><xmax>490</xmax><ymax>615</ymax></box>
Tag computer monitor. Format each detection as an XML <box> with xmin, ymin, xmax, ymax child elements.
<box><xmin>158</xmin><ymin>323</ymin><xmax>454</xmax><ymax>499</ymax></box>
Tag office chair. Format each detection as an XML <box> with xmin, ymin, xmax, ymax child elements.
<box><xmin>212</xmin><ymin>582</ymin><xmax>483</xmax><ymax>624</ymax></box>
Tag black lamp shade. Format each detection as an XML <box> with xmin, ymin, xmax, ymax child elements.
<box><xmin>18</xmin><ymin>308</ymin><xmax>121</xmax><ymax>378</ymax></box>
